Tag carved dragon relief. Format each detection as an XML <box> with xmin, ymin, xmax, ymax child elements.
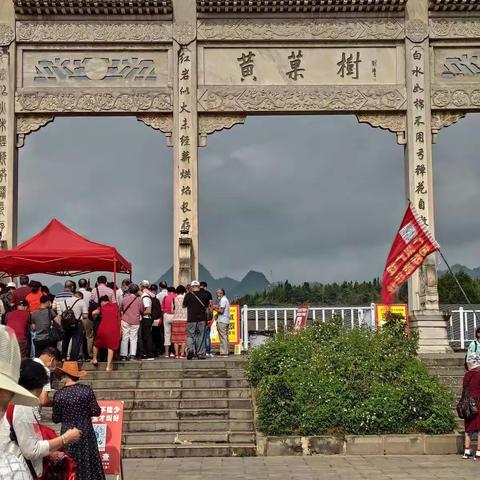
<box><xmin>16</xmin><ymin>114</ymin><xmax>55</xmax><ymax>148</ymax></box>
<box><xmin>137</xmin><ymin>114</ymin><xmax>173</xmax><ymax>146</ymax></box>
<box><xmin>356</xmin><ymin>113</ymin><xmax>406</xmax><ymax>144</ymax></box>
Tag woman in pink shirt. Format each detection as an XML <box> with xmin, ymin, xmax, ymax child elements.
<box><xmin>119</xmin><ymin>284</ymin><xmax>143</xmax><ymax>361</ymax></box>
<box><xmin>161</xmin><ymin>287</ymin><xmax>177</xmax><ymax>359</ymax></box>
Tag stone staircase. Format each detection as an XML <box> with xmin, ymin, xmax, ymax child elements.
<box><xmin>421</xmin><ymin>352</ymin><xmax>464</xmax><ymax>431</ymax></box>
<box><xmin>47</xmin><ymin>357</ymin><xmax>257</xmax><ymax>458</ymax></box>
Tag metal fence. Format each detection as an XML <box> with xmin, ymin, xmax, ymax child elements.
<box><xmin>239</xmin><ymin>304</ymin><xmax>480</xmax><ymax>351</ymax></box>
<box><xmin>240</xmin><ymin>304</ymin><xmax>376</xmax><ymax>350</ymax></box>
<box><xmin>448</xmin><ymin>307</ymin><xmax>480</xmax><ymax>350</ymax></box>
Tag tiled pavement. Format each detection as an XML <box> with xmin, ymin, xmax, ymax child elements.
<box><xmin>123</xmin><ymin>455</ymin><xmax>478</xmax><ymax>480</ymax></box>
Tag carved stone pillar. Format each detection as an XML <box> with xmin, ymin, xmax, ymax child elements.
<box><xmin>0</xmin><ymin>4</ymin><xmax>16</xmax><ymax>250</ymax></box>
<box><xmin>404</xmin><ymin>0</ymin><xmax>450</xmax><ymax>352</ymax></box>
<box><xmin>172</xmin><ymin>0</ymin><xmax>198</xmax><ymax>286</ymax></box>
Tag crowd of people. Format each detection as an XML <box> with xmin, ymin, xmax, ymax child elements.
<box><xmin>0</xmin><ymin>273</ymin><xmax>233</xmax><ymax>480</ymax></box>
<box><xmin>0</xmin><ymin>274</ymin><xmax>232</xmax><ymax>370</ymax></box>
<box><xmin>0</xmin><ymin>325</ymin><xmax>105</xmax><ymax>479</ymax></box>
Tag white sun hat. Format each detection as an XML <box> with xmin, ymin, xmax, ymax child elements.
<box><xmin>0</xmin><ymin>325</ymin><xmax>38</xmax><ymax>407</ymax></box>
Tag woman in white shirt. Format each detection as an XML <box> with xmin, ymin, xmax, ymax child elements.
<box><xmin>0</xmin><ymin>359</ymin><xmax>81</xmax><ymax>478</ymax></box>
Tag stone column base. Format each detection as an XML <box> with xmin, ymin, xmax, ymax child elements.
<box><xmin>409</xmin><ymin>310</ymin><xmax>452</xmax><ymax>353</ymax></box>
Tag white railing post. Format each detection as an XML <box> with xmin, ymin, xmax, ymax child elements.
<box><xmin>242</xmin><ymin>304</ymin><xmax>249</xmax><ymax>351</ymax></box>
<box><xmin>459</xmin><ymin>307</ymin><xmax>465</xmax><ymax>349</ymax></box>
<box><xmin>371</xmin><ymin>303</ymin><xmax>376</xmax><ymax>329</ymax></box>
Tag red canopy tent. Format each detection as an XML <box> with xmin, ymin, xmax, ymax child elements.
<box><xmin>0</xmin><ymin>218</ymin><xmax>131</xmax><ymax>279</ymax></box>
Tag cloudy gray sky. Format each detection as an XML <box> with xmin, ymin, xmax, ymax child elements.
<box><xmin>18</xmin><ymin>113</ymin><xmax>480</xmax><ymax>284</ymax></box>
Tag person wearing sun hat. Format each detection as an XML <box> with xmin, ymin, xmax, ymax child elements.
<box><xmin>53</xmin><ymin>362</ymin><xmax>105</xmax><ymax>480</ymax></box>
<box><xmin>0</xmin><ymin>325</ymin><xmax>38</xmax><ymax>479</ymax></box>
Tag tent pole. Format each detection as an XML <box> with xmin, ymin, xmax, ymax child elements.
<box><xmin>113</xmin><ymin>259</ymin><xmax>117</xmax><ymax>304</ymax></box>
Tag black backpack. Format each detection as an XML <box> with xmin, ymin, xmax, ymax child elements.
<box><xmin>60</xmin><ymin>299</ymin><xmax>80</xmax><ymax>330</ymax></box>
<box><xmin>151</xmin><ymin>296</ymin><xmax>162</xmax><ymax>320</ymax></box>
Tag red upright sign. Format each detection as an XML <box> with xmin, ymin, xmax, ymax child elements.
<box><xmin>294</xmin><ymin>305</ymin><xmax>309</xmax><ymax>332</ymax></box>
<box><xmin>381</xmin><ymin>204</ymin><xmax>439</xmax><ymax>304</ymax></box>
<box><xmin>92</xmin><ymin>400</ymin><xmax>124</xmax><ymax>476</ymax></box>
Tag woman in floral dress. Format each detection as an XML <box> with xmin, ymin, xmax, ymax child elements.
<box><xmin>52</xmin><ymin>361</ymin><xmax>105</xmax><ymax>480</ymax></box>
<box><xmin>171</xmin><ymin>285</ymin><xmax>188</xmax><ymax>358</ymax></box>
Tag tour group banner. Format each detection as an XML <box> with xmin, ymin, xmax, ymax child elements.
<box><xmin>210</xmin><ymin>304</ymin><xmax>241</xmax><ymax>345</ymax></box>
<box><xmin>92</xmin><ymin>400</ymin><xmax>124</xmax><ymax>476</ymax></box>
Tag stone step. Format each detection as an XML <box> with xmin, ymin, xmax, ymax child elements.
<box><xmin>124</xmin><ymin>419</ymin><xmax>254</xmax><ymax>433</ymax></box>
<box><xmin>420</xmin><ymin>354</ymin><xmax>465</xmax><ymax>367</ymax></box>
<box><xmin>94</xmin><ymin>387</ymin><xmax>252</xmax><ymax>400</ymax></box>
<box><xmin>82</xmin><ymin>368</ymin><xmax>247</xmax><ymax>380</ymax></box>
<box><xmin>83</xmin><ymin>378</ymin><xmax>250</xmax><ymax>389</ymax></box>
<box><xmin>43</xmin><ymin>407</ymin><xmax>254</xmax><ymax>422</ymax></box>
<box><xmin>122</xmin><ymin>443</ymin><xmax>256</xmax><ymax>458</ymax></box>
<box><xmin>123</xmin><ymin>431</ymin><xmax>255</xmax><ymax>445</ymax></box>
<box><xmin>81</xmin><ymin>358</ymin><xmax>248</xmax><ymax>371</ymax></box>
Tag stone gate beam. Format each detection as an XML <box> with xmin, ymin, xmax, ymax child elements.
<box><xmin>0</xmin><ymin>3</ymin><xmax>16</xmax><ymax>250</ymax></box>
<box><xmin>405</xmin><ymin>0</ymin><xmax>450</xmax><ymax>352</ymax></box>
<box><xmin>172</xmin><ymin>0</ymin><xmax>198</xmax><ymax>286</ymax></box>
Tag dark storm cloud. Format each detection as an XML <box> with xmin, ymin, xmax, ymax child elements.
<box><xmin>19</xmin><ymin>114</ymin><xmax>480</xmax><ymax>284</ymax></box>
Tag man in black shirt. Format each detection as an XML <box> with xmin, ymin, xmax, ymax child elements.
<box><xmin>183</xmin><ymin>281</ymin><xmax>211</xmax><ymax>360</ymax></box>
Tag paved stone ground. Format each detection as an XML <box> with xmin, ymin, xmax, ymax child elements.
<box><xmin>123</xmin><ymin>455</ymin><xmax>478</xmax><ymax>480</ymax></box>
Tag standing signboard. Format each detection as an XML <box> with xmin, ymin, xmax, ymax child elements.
<box><xmin>92</xmin><ymin>400</ymin><xmax>124</xmax><ymax>478</ymax></box>
<box><xmin>294</xmin><ymin>305</ymin><xmax>309</xmax><ymax>332</ymax></box>
<box><xmin>375</xmin><ymin>304</ymin><xmax>409</xmax><ymax>329</ymax></box>
<box><xmin>210</xmin><ymin>304</ymin><xmax>241</xmax><ymax>346</ymax></box>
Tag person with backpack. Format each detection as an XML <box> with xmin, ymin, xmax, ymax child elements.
<box><xmin>52</xmin><ymin>281</ymin><xmax>87</xmax><ymax>362</ymax></box>
<box><xmin>161</xmin><ymin>287</ymin><xmax>176</xmax><ymax>359</ymax></box>
<box><xmin>182</xmin><ymin>281</ymin><xmax>211</xmax><ymax>360</ymax></box>
<box><xmin>139</xmin><ymin>281</ymin><xmax>156</xmax><ymax>360</ymax></box>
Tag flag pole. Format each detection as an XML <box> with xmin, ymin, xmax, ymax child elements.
<box><xmin>437</xmin><ymin>249</ymin><xmax>472</xmax><ymax>305</ymax></box>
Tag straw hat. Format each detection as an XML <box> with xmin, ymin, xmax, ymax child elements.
<box><xmin>0</xmin><ymin>326</ymin><xmax>38</xmax><ymax>407</ymax></box>
<box><xmin>56</xmin><ymin>361</ymin><xmax>87</xmax><ymax>378</ymax></box>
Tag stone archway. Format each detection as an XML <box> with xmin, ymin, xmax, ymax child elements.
<box><xmin>1</xmin><ymin>0</ymin><xmax>478</xmax><ymax>350</ymax></box>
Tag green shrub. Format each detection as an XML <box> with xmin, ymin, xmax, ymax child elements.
<box><xmin>246</xmin><ymin>321</ymin><xmax>456</xmax><ymax>436</ymax></box>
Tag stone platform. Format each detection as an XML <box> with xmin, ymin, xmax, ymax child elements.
<box><xmin>122</xmin><ymin>455</ymin><xmax>474</xmax><ymax>480</ymax></box>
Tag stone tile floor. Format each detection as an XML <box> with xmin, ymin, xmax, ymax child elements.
<box><xmin>122</xmin><ymin>455</ymin><xmax>478</xmax><ymax>480</ymax></box>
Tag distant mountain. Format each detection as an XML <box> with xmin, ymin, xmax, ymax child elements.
<box><xmin>439</xmin><ymin>264</ymin><xmax>480</xmax><ymax>279</ymax></box>
<box><xmin>156</xmin><ymin>264</ymin><xmax>270</xmax><ymax>299</ymax></box>
<box><xmin>232</xmin><ymin>271</ymin><xmax>271</xmax><ymax>298</ymax></box>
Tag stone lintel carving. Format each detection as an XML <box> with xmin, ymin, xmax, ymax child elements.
<box><xmin>137</xmin><ymin>114</ymin><xmax>173</xmax><ymax>147</ymax></box>
<box><xmin>198</xmin><ymin>114</ymin><xmax>246</xmax><ymax>147</ymax></box>
<box><xmin>430</xmin><ymin>18</ymin><xmax>480</xmax><ymax>38</ymax></box>
<box><xmin>198</xmin><ymin>86</ymin><xmax>407</xmax><ymax>113</ymax></box>
<box><xmin>431</xmin><ymin>111</ymin><xmax>466</xmax><ymax>143</ymax></box>
<box><xmin>432</xmin><ymin>86</ymin><xmax>480</xmax><ymax>110</ymax></box>
<box><xmin>197</xmin><ymin>18</ymin><xmax>404</xmax><ymax>41</ymax></box>
<box><xmin>0</xmin><ymin>24</ymin><xmax>14</xmax><ymax>46</ymax></box>
<box><xmin>16</xmin><ymin>115</ymin><xmax>55</xmax><ymax>148</ymax></box>
<box><xmin>406</xmin><ymin>19</ymin><xmax>429</xmax><ymax>43</ymax></box>
<box><xmin>16</xmin><ymin>90</ymin><xmax>173</xmax><ymax>113</ymax></box>
<box><xmin>16</xmin><ymin>22</ymin><xmax>172</xmax><ymax>43</ymax></box>
<box><xmin>356</xmin><ymin>113</ymin><xmax>406</xmax><ymax>145</ymax></box>
<box><xmin>173</xmin><ymin>22</ymin><xmax>196</xmax><ymax>46</ymax></box>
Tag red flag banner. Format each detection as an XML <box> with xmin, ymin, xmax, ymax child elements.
<box><xmin>381</xmin><ymin>204</ymin><xmax>439</xmax><ymax>304</ymax></box>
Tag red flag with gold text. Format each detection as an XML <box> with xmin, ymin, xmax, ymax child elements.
<box><xmin>381</xmin><ymin>204</ymin><xmax>439</xmax><ymax>304</ymax></box>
